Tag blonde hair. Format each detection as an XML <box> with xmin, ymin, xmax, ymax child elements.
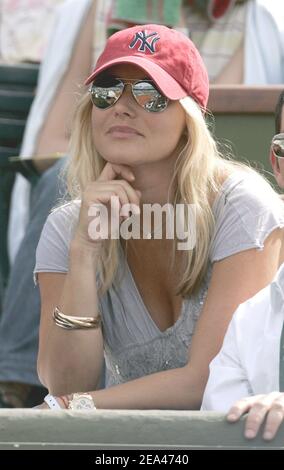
<box><xmin>65</xmin><ymin>92</ymin><xmax>248</xmax><ymax>297</ymax></box>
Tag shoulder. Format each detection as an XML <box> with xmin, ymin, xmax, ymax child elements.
<box><xmin>249</xmin><ymin>0</ymin><xmax>284</xmax><ymax>28</ymax></box>
<box><xmin>36</xmin><ymin>200</ymin><xmax>81</xmax><ymax>261</ymax></box>
<box><xmin>50</xmin><ymin>199</ymin><xmax>81</xmax><ymax>218</ymax></box>
<box><xmin>214</xmin><ymin>169</ymin><xmax>284</xmax><ymax>217</ymax></box>
<box><xmin>35</xmin><ymin>200</ymin><xmax>82</xmax><ymax>276</ymax></box>
<box><xmin>209</xmin><ymin>169</ymin><xmax>284</xmax><ymax>261</ymax></box>
<box><xmin>234</xmin><ymin>262</ymin><xmax>284</xmax><ymax>325</ymax></box>
<box><xmin>45</xmin><ymin>200</ymin><xmax>81</xmax><ymax>235</ymax></box>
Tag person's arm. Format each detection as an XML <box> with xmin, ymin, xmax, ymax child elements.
<box><xmin>37</xmin><ymin>163</ymin><xmax>141</xmax><ymax>395</ymax></box>
<box><xmin>33</xmin><ymin>1</ymin><xmax>96</xmax><ymax>170</ymax></box>
<box><xmin>201</xmin><ymin>291</ymin><xmax>284</xmax><ymax>441</ymax></box>
<box><xmin>55</xmin><ymin>228</ymin><xmax>282</xmax><ymax>410</ymax></box>
<box><xmin>37</xmin><ymin>246</ymin><xmax>104</xmax><ymax>396</ymax></box>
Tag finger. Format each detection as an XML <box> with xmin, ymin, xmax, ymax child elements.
<box><xmin>227</xmin><ymin>396</ymin><xmax>257</xmax><ymax>421</ymax></box>
<box><xmin>98</xmin><ymin>163</ymin><xmax>135</xmax><ymax>183</ymax></box>
<box><xmin>263</xmin><ymin>403</ymin><xmax>284</xmax><ymax>440</ymax></box>
<box><xmin>89</xmin><ymin>190</ymin><xmax>137</xmax><ymax>227</ymax></box>
<box><xmin>244</xmin><ymin>403</ymin><xmax>271</xmax><ymax>439</ymax></box>
<box><xmin>91</xmin><ymin>181</ymin><xmax>141</xmax><ymax>208</ymax></box>
<box><xmin>97</xmin><ymin>186</ymin><xmax>131</xmax><ymax>209</ymax></box>
<box><xmin>111</xmin><ymin>180</ymin><xmax>141</xmax><ymax>208</ymax></box>
<box><xmin>243</xmin><ymin>393</ymin><xmax>281</xmax><ymax>439</ymax></box>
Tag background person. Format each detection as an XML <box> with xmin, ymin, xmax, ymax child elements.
<box><xmin>201</xmin><ymin>91</ymin><xmax>284</xmax><ymax>441</ymax></box>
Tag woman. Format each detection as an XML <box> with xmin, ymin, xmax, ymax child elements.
<box><xmin>35</xmin><ymin>24</ymin><xmax>284</xmax><ymax>410</ymax></box>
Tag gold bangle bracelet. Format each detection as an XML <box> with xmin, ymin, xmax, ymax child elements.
<box><xmin>53</xmin><ymin>306</ymin><xmax>101</xmax><ymax>330</ymax></box>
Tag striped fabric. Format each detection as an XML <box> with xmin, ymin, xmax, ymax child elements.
<box><xmin>91</xmin><ymin>0</ymin><xmax>113</xmax><ymax>64</ymax></box>
<box><xmin>92</xmin><ymin>0</ymin><xmax>247</xmax><ymax>82</ymax></box>
<box><xmin>181</xmin><ymin>2</ymin><xmax>247</xmax><ymax>81</ymax></box>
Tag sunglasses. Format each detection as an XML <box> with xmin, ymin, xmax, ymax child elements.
<box><xmin>89</xmin><ymin>75</ymin><xmax>169</xmax><ymax>113</ymax></box>
<box><xmin>271</xmin><ymin>133</ymin><xmax>284</xmax><ymax>159</ymax></box>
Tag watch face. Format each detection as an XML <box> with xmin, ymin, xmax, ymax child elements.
<box><xmin>69</xmin><ymin>394</ymin><xmax>95</xmax><ymax>410</ymax></box>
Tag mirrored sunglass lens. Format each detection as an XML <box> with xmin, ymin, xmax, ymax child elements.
<box><xmin>133</xmin><ymin>81</ymin><xmax>168</xmax><ymax>112</ymax></box>
<box><xmin>90</xmin><ymin>79</ymin><xmax>123</xmax><ymax>109</ymax></box>
<box><xmin>272</xmin><ymin>139</ymin><xmax>284</xmax><ymax>158</ymax></box>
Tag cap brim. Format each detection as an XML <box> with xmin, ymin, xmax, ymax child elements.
<box><xmin>84</xmin><ymin>56</ymin><xmax>187</xmax><ymax>101</ymax></box>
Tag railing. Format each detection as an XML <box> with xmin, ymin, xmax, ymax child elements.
<box><xmin>208</xmin><ymin>85</ymin><xmax>282</xmax><ymax>113</ymax></box>
<box><xmin>0</xmin><ymin>409</ymin><xmax>283</xmax><ymax>450</ymax></box>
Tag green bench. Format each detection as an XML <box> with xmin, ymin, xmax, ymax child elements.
<box><xmin>208</xmin><ymin>85</ymin><xmax>283</xmax><ymax>185</ymax></box>
<box><xmin>0</xmin><ymin>63</ymin><xmax>39</xmax><ymax>305</ymax></box>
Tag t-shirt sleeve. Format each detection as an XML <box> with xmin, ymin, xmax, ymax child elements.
<box><xmin>209</xmin><ymin>173</ymin><xmax>284</xmax><ymax>263</ymax></box>
<box><xmin>33</xmin><ymin>201</ymin><xmax>80</xmax><ymax>281</ymax></box>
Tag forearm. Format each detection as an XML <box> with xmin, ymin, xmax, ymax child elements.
<box><xmin>59</xmin><ymin>240</ymin><xmax>101</xmax><ymax>315</ymax></box>
<box><xmin>38</xmin><ymin>241</ymin><xmax>103</xmax><ymax>395</ymax></box>
<box><xmin>89</xmin><ymin>363</ymin><xmax>206</xmax><ymax>410</ymax></box>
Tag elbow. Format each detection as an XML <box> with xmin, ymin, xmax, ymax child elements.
<box><xmin>37</xmin><ymin>354</ymin><xmax>49</xmax><ymax>389</ymax></box>
<box><xmin>37</xmin><ymin>341</ymin><xmax>65</xmax><ymax>393</ymax></box>
<box><xmin>37</xmin><ymin>349</ymin><xmax>60</xmax><ymax>393</ymax></box>
<box><xmin>37</xmin><ymin>358</ymin><xmax>69</xmax><ymax>396</ymax></box>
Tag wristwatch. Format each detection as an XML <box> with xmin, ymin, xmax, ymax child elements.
<box><xmin>68</xmin><ymin>393</ymin><xmax>96</xmax><ymax>410</ymax></box>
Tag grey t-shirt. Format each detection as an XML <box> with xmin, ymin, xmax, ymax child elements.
<box><xmin>34</xmin><ymin>171</ymin><xmax>284</xmax><ymax>387</ymax></box>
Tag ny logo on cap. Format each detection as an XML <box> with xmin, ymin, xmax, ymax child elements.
<box><xmin>129</xmin><ymin>31</ymin><xmax>160</xmax><ymax>54</ymax></box>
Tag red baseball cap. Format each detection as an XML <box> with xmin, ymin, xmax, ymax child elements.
<box><xmin>85</xmin><ymin>24</ymin><xmax>209</xmax><ymax>109</ymax></box>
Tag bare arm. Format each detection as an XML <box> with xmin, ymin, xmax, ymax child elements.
<box><xmin>60</xmin><ymin>228</ymin><xmax>282</xmax><ymax>410</ymax></box>
<box><xmin>37</xmin><ymin>244</ymin><xmax>104</xmax><ymax>396</ymax></box>
<box><xmin>34</xmin><ymin>1</ymin><xmax>96</xmax><ymax>169</ymax></box>
<box><xmin>37</xmin><ymin>163</ymin><xmax>141</xmax><ymax>395</ymax></box>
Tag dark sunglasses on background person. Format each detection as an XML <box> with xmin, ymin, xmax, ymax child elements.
<box><xmin>271</xmin><ymin>133</ymin><xmax>284</xmax><ymax>159</ymax></box>
<box><xmin>89</xmin><ymin>75</ymin><xmax>169</xmax><ymax>112</ymax></box>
